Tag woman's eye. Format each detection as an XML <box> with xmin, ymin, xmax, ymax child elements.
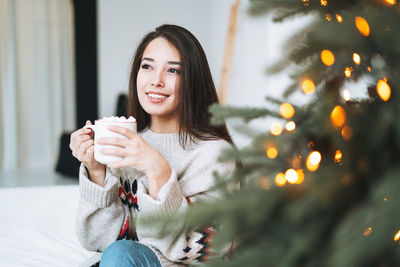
<box><xmin>168</xmin><ymin>68</ymin><xmax>180</xmax><ymax>74</ymax></box>
<box><xmin>141</xmin><ymin>64</ymin><xmax>151</xmax><ymax>70</ymax></box>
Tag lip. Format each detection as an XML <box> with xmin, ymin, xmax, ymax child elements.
<box><xmin>146</xmin><ymin>91</ymin><xmax>170</xmax><ymax>103</ymax></box>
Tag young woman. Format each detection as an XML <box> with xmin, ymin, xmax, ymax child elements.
<box><xmin>70</xmin><ymin>24</ymin><xmax>234</xmax><ymax>267</ymax></box>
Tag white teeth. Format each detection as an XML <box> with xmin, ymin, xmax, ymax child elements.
<box><xmin>148</xmin><ymin>93</ymin><xmax>167</xmax><ymax>99</ymax></box>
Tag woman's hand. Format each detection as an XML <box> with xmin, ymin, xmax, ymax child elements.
<box><xmin>97</xmin><ymin>126</ymin><xmax>171</xmax><ymax>199</ymax></box>
<box><xmin>69</xmin><ymin>121</ymin><xmax>106</xmax><ymax>185</ymax></box>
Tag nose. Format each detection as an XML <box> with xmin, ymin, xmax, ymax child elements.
<box><xmin>151</xmin><ymin>70</ymin><xmax>164</xmax><ymax>88</ymax></box>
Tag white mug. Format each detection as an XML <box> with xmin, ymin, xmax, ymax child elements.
<box><xmin>84</xmin><ymin>117</ymin><xmax>137</xmax><ymax>165</ymax></box>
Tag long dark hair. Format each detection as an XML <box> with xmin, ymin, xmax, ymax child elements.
<box><xmin>127</xmin><ymin>24</ymin><xmax>232</xmax><ymax>146</ymax></box>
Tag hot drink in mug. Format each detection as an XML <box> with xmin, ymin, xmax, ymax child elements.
<box><xmin>84</xmin><ymin>116</ymin><xmax>136</xmax><ymax>165</ymax></box>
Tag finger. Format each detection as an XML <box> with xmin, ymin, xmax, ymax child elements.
<box><xmin>83</xmin><ymin>145</ymin><xmax>94</xmax><ymax>162</ymax></box>
<box><xmin>85</xmin><ymin>120</ymin><xmax>92</xmax><ymax>126</ymax></box>
<box><xmin>108</xmin><ymin>125</ymin><xmax>136</xmax><ymax>138</ymax></box>
<box><xmin>97</xmin><ymin>137</ymin><xmax>127</xmax><ymax>147</ymax></box>
<box><xmin>79</xmin><ymin>139</ymin><xmax>94</xmax><ymax>159</ymax></box>
<box><xmin>100</xmin><ymin>147</ymin><xmax>125</xmax><ymax>157</ymax></box>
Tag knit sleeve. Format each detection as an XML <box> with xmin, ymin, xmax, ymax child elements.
<box><xmin>75</xmin><ymin>164</ymin><xmax>127</xmax><ymax>252</ymax></box>
<box><xmin>135</xmin><ymin>141</ymin><xmax>234</xmax><ymax>265</ymax></box>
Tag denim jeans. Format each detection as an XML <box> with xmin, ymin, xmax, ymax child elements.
<box><xmin>100</xmin><ymin>240</ymin><xmax>162</xmax><ymax>267</ymax></box>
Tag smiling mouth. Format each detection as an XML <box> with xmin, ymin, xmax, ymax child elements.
<box><xmin>146</xmin><ymin>92</ymin><xmax>170</xmax><ymax>99</ymax></box>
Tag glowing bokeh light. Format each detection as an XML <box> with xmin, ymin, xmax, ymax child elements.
<box><xmin>344</xmin><ymin>67</ymin><xmax>352</xmax><ymax>78</ymax></box>
<box><xmin>363</xmin><ymin>227</ymin><xmax>373</xmax><ymax>236</ymax></box>
<box><xmin>384</xmin><ymin>0</ymin><xmax>396</xmax><ymax>6</ymax></box>
<box><xmin>336</xmin><ymin>14</ymin><xmax>343</xmax><ymax>23</ymax></box>
<box><xmin>270</xmin><ymin>122</ymin><xmax>283</xmax><ymax>136</ymax></box>
<box><xmin>266</xmin><ymin>146</ymin><xmax>278</xmax><ymax>159</ymax></box>
<box><xmin>395</xmin><ymin>230</ymin><xmax>400</xmax><ymax>242</ymax></box>
<box><xmin>342</xmin><ymin>89</ymin><xmax>351</xmax><ymax>102</ymax></box>
<box><xmin>341</xmin><ymin>125</ymin><xmax>353</xmax><ymax>140</ymax></box>
<box><xmin>275</xmin><ymin>173</ymin><xmax>286</xmax><ymax>187</ymax></box>
<box><xmin>321</xmin><ymin>49</ymin><xmax>335</xmax><ymax>66</ymax></box>
<box><xmin>321</xmin><ymin>0</ymin><xmax>328</xmax><ymax>6</ymax></box>
<box><xmin>280</xmin><ymin>103</ymin><xmax>295</xmax><ymax>119</ymax></box>
<box><xmin>377</xmin><ymin>78</ymin><xmax>391</xmax><ymax>101</ymax></box>
<box><xmin>334</xmin><ymin>149</ymin><xmax>343</xmax><ymax>163</ymax></box>
<box><xmin>330</xmin><ymin>106</ymin><xmax>346</xmax><ymax>128</ymax></box>
<box><xmin>306</xmin><ymin>151</ymin><xmax>321</xmax><ymax>172</ymax></box>
<box><xmin>302</xmin><ymin>79</ymin><xmax>316</xmax><ymax>94</ymax></box>
<box><xmin>286</xmin><ymin>121</ymin><xmax>296</xmax><ymax>132</ymax></box>
<box><xmin>285</xmin><ymin>169</ymin><xmax>299</xmax><ymax>184</ymax></box>
<box><xmin>355</xmin><ymin>16</ymin><xmax>370</xmax><ymax>37</ymax></box>
<box><xmin>296</xmin><ymin>169</ymin><xmax>305</xmax><ymax>184</ymax></box>
<box><xmin>326</xmin><ymin>14</ymin><xmax>332</xmax><ymax>21</ymax></box>
<box><xmin>353</xmin><ymin>53</ymin><xmax>361</xmax><ymax>65</ymax></box>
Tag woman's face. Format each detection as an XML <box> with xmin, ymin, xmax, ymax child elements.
<box><xmin>136</xmin><ymin>37</ymin><xmax>181</xmax><ymax>122</ymax></box>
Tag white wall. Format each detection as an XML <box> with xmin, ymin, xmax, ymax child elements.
<box><xmin>98</xmin><ymin>0</ymin><xmax>313</xmax><ymax>146</ymax></box>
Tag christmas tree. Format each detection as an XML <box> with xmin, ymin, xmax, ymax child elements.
<box><xmin>186</xmin><ymin>0</ymin><xmax>400</xmax><ymax>266</ymax></box>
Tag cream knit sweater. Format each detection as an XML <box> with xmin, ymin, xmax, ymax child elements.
<box><xmin>76</xmin><ymin>129</ymin><xmax>234</xmax><ymax>267</ymax></box>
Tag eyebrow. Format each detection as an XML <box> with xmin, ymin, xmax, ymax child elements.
<box><xmin>142</xmin><ymin>57</ymin><xmax>181</xmax><ymax>65</ymax></box>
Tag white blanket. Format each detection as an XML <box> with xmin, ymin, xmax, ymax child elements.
<box><xmin>0</xmin><ymin>185</ymin><xmax>98</xmax><ymax>267</ymax></box>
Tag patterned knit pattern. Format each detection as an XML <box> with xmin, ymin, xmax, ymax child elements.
<box><xmin>76</xmin><ymin>129</ymin><xmax>234</xmax><ymax>267</ymax></box>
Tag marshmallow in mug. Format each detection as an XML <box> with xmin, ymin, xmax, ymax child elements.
<box><xmin>84</xmin><ymin>116</ymin><xmax>137</xmax><ymax>165</ymax></box>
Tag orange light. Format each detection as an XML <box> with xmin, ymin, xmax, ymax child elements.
<box><xmin>353</xmin><ymin>53</ymin><xmax>361</xmax><ymax>65</ymax></box>
<box><xmin>341</xmin><ymin>125</ymin><xmax>353</xmax><ymax>140</ymax></box>
<box><xmin>394</xmin><ymin>230</ymin><xmax>400</xmax><ymax>242</ymax></box>
<box><xmin>270</xmin><ymin>122</ymin><xmax>283</xmax><ymax>136</ymax></box>
<box><xmin>355</xmin><ymin>16</ymin><xmax>370</xmax><ymax>37</ymax></box>
<box><xmin>334</xmin><ymin>150</ymin><xmax>343</xmax><ymax>163</ymax></box>
<box><xmin>330</xmin><ymin>106</ymin><xmax>346</xmax><ymax>128</ymax></box>
<box><xmin>377</xmin><ymin>78</ymin><xmax>391</xmax><ymax>101</ymax></box>
<box><xmin>275</xmin><ymin>173</ymin><xmax>286</xmax><ymax>187</ymax></box>
<box><xmin>280</xmin><ymin>103</ymin><xmax>295</xmax><ymax>119</ymax></box>
<box><xmin>342</xmin><ymin>89</ymin><xmax>351</xmax><ymax>102</ymax></box>
<box><xmin>384</xmin><ymin>0</ymin><xmax>396</xmax><ymax>6</ymax></box>
<box><xmin>321</xmin><ymin>0</ymin><xmax>328</xmax><ymax>6</ymax></box>
<box><xmin>363</xmin><ymin>227</ymin><xmax>373</xmax><ymax>236</ymax></box>
<box><xmin>344</xmin><ymin>67</ymin><xmax>352</xmax><ymax>78</ymax></box>
<box><xmin>326</xmin><ymin>14</ymin><xmax>332</xmax><ymax>21</ymax></box>
<box><xmin>367</xmin><ymin>66</ymin><xmax>371</xmax><ymax>72</ymax></box>
<box><xmin>266</xmin><ymin>146</ymin><xmax>278</xmax><ymax>159</ymax></box>
<box><xmin>285</xmin><ymin>169</ymin><xmax>299</xmax><ymax>184</ymax></box>
<box><xmin>296</xmin><ymin>169</ymin><xmax>305</xmax><ymax>184</ymax></box>
<box><xmin>302</xmin><ymin>79</ymin><xmax>316</xmax><ymax>95</ymax></box>
<box><xmin>321</xmin><ymin>49</ymin><xmax>335</xmax><ymax>66</ymax></box>
<box><xmin>306</xmin><ymin>151</ymin><xmax>321</xmax><ymax>172</ymax></box>
<box><xmin>336</xmin><ymin>14</ymin><xmax>343</xmax><ymax>23</ymax></box>
<box><xmin>286</xmin><ymin>121</ymin><xmax>296</xmax><ymax>132</ymax></box>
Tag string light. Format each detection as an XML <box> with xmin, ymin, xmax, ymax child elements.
<box><xmin>321</xmin><ymin>0</ymin><xmax>328</xmax><ymax>6</ymax></box>
<box><xmin>336</xmin><ymin>14</ymin><xmax>343</xmax><ymax>23</ymax></box>
<box><xmin>344</xmin><ymin>67</ymin><xmax>353</xmax><ymax>78</ymax></box>
<box><xmin>266</xmin><ymin>146</ymin><xmax>278</xmax><ymax>159</ymax></box>
<box><xmin>286</xmin><ymin>121</ymin><xmax>296</xmax><ymax>132</ymax></box>
<box><xmin>384</xmin><ymin>197</ymin><xmax>388</xmax><ymax>202</ymax></box>
<box><xmin>275</xmin><ymin>173</ymin><xmax>286</xmax><ymax>187</ymax></box>
<box><xmin>301</xmin><ymin>0</ymin><xmax>310</xmax><ymax>6</ymax></box>
<box><xmin>270</xmin><ymin>122</ymin><xmax>283</xmax><ymax>136</ymax></box>
<box><xmin>285</xmin><ymin>169</ymin><xmax>299</xmax><ymax>184</ymax></box>
<box><xmin>377</xmin><ymin>78</ymin><xmax>391</xmax><ymax>101</ymax></box>
<box><xmin>330</xmin><ymin>106</ymin><xmax>346</xmax><ymax>128</ymax></box>
<box><xmin>342</xmin><ymin>89</ymin><xmax>351</xmax><ymax>102</ymax></box>
<box><xmin>355</xmin><ymin>16</ymin><xmax>370</xmax><ymax>37</ymax></box>
<box><xmin>395</xmin><ymin>230</ymin><xmax>400</xmax><ymax>242</ymax></box>
<box><xmin>321</xmin><ymin>49</ymin><xmax>335</xmax><ymax>66</ymax></box>
<box><xmin>306</xmin><ymin>151</ymin><xmax>321</xmax><ymax>172</ymax></box>
<box><xmin>367</xmin><ymin>66</ymin><xmax>371</xmax><ymax>72</ymax></box>
<box><xmin>341</xmin><ymin>125</ymin><xmax>353</xmax><ymax>140</ymax></box>
<box><xmin>302</xmin><ymin>79</ymin><xmax>316</xmax><ymax>94</ymax></box>
<box><xmin>353</xmin><ymin>53</ymin><xmax>361</xmax><ymax>65</ymax></box>
<box><xmin>326</xmin><ymin>14</ymin><xmax>332</xmax><ymax>21</ymax></box>
<box><xmin>280</xmin><ymin>103</ymin><xmax>295</xmax><ymax>119</ymax></box>
<box><xmin>334</xmin><ymin>150</ymin><xmax>343</xmax><ymax>163</ymax></box>
<box><xmin>363</xmin><ymin>227</ymin><xmax>373</xmax><ymax>236</ymax></box>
